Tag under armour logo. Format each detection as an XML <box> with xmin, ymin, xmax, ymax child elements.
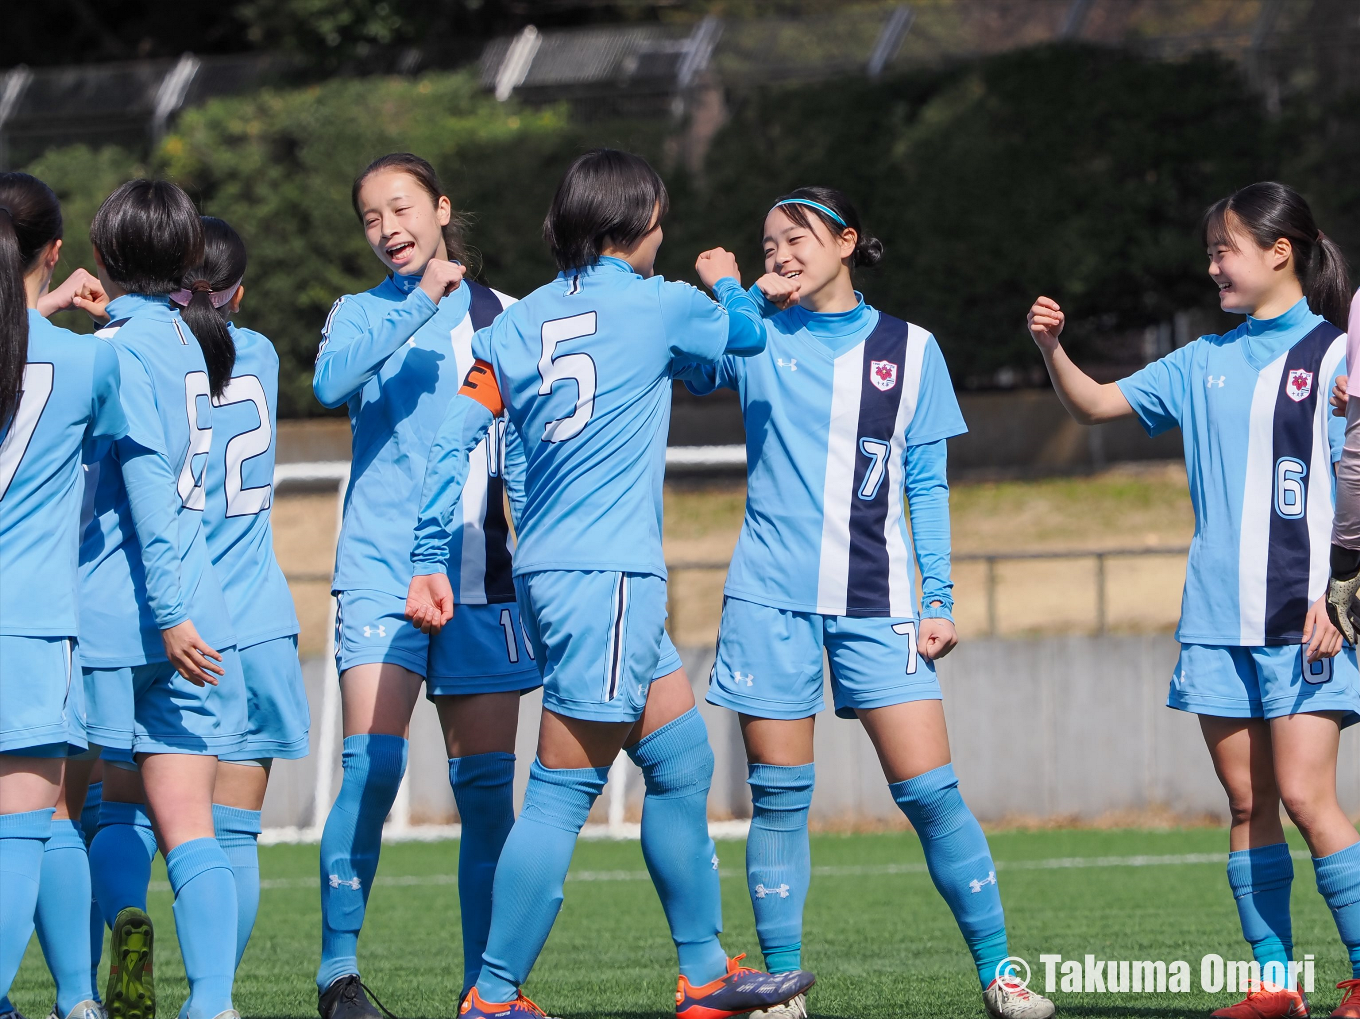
<box><xmin>1206</xmin><ymin>375</ymin><xmax>1226</xmax><ymax>388</ymax></box>
<box><xmin>711</xmin><ymin>854</ymin><xmax>720</xmax><ymax>870</ymax></box>
<box><xmin>362</xmin><ymin>624</ymin><xmax>387</xmax><ymax>638</ymax></box>
<box><xmin>969</xmin><ymin>871</ymin><xmax>997</xmax><ymax>893</ymax></box>
<box><xmin>754</xmin><ymin>883</ymin><xmax>790</xmax><ymax>899</ymax></box>
<box><xmin>329</xmin><ymin>874</ymin><xmax>362</xmax><ymax>890</ymax></box>
<box><xmin>776</xmin><ymin>358</ymin><xmax>798</xmax><ymax>371</ymax></box>
<box><xmin>733</xmin><ymin>671</ymin><xmax>754</xmax><ymax>687</ymax></box>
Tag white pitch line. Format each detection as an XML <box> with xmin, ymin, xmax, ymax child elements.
<box><xmin>147</xmin><ymin>849</ymin><xmax>1269</xmax><ymax>894</ymax></box>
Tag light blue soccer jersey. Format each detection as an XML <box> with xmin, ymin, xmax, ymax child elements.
<box><xmin>0</xmin><ymin>311</ymin><xmax>126</xmax><ymax>637</ymax></box>
<box><xmin>412</xmin><ymin>257</ymin><xmax>765</xmax><ymax>579</ymax></box>
<box><xmin>1117</xmin><ymin>298</ymin><xmax>1346</xmax><ymax>646</ymax></box>
<box><xmin>78</xmin><ymin>294</ymin><xmax>235</xmax><ymax>666</ymax></box>
<box><xmin>201</xmin><ymin>323</ymin><xmax>299</xmax><ymax>648</ymax></box>
<box><xmin>315</xmin><ymin>275</ymin><xmax>522</xmax><ymax>604</ymax></box>
<box><xmin>682</xmin><ymin>295</ymin><xmax>967</xmax><ymax>618</ymax></box>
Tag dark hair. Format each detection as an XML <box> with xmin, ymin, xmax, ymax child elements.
<box><xmin>90</xmin><ymin>179</ymin><xmax>203</xmax><ymax>296</ymax></box>
<box><xmin>351</xmin><ymin>153</ymin><xmax>475</xmax><ymax>273</ymax></box>
<box><xmin>543</xmin><ymin>149</ymin><xmax>670</xmax><ymax>272</ymax></box>
<box><xmin>178</xmin><ymin>217</ymin><xmax>246</xmax><ymax>399</ymax></box>
<box><xmin>1202</xmin><ymin>181</ymin><xmax>1351</xmax><ymax>329</ymax></box>
<box><xmin>768</xmin><ymin>186</ymin><xmax>883</xmax><ymax>269</ymax></box>
<box><xmin>0</xmin><ymin>173</ymin><xmax>63</xmax><ymax>431</ymax></box>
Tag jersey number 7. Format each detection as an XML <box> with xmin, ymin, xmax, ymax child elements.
<box><xmin>0</xmin><ymin>363</ymin><xmax>55</xmax><ymax>501</ymax></box>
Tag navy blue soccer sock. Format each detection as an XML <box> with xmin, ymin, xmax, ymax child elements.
<box><xmin>449</xmin><ymin>752</ymin><xmax>516</xmax><ymax>996</ymax></box>
<box><xmin>35</xmin><ymin>818</ymin><xmax>98</xmax><ymax>1012</ymax></box>
<box><xmin>80</xmin><ymin>781</ymin><xmax>104</xmax><ymax>996</ymax></box>
<box><xmin>628</xmin><ymin>709</ymin><xmax>728</xmax><ymax>985</ymax></box>
<box><xmin>475</xmin><ymin>760</ymin><xmax>609</xmax><ymax>1004</ymax></box>
<box><xmin>1315</xmin><ymin>841</ymin><xmax>1360</xmax><ymax>979</ymax></box>
<box><xmin>317</xmin><ymin>734</ymin><xmax>408</xmax><ymax>991</ymax></box>
<box><xmin>89</xmin><ymin>800</ymin><xmax>157</xmax><ymax>926</ymax></box>
<box><xmin>891</xmin><ymin>763</ymin><xmax>1008</xmax><ymax>988</ymax></box>
<box><xmin>166</xmin><ymin>838</ymin><xmax>237</xmax><ymax>1019</ymax></box>
<box><xmin>213</xmin><ymin>805</ymin><xmax>262</xmax><ymax>969</ymax></box>
<box><xmin>746</xmin><ymin>763</ymin><xmax>814</xmax><ymax>974</ymax></box>
<box><xmin>1227</xmin><ymin>844</ymin><xmax>1293</xmax><ymax>975</ymax></box>
<box><xmin>0</xmin><ymin>808</ymin><xmax>54</xmax><ymax>1001</ymax></box>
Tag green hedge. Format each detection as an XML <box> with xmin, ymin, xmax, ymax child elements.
<box><xmin>28</xmin><ymin>44</ymin><xmax>1342</xmax><ymax>415</ymax></box>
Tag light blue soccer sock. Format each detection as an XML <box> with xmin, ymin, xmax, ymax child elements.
<box><xmin>213</xmin><ymin>805</ymin><xmax>262</xmax><ymax>969</ymax></box>
<box><xmin>891</xmin><ymin>764</ymin><xmax>1008</xmax><ymax>988</ymax></box>
<box><xmin>166</xmin><ymin>838</ymin><xmax>237</xmax><ymax>1019</ymax></box>
<box><xmin>449</xmin><ymin>752</ymin><xmax>516</xmax><ymax>996</ymax></box>
<box><xmin>317</xmin><ymin>734</ymin><xmax>408</xmax><ymax>990</ymax></box>
<box><xmin>89</xmin><ymin>800</ymin><xmax>157</xmax><ymax>926</ymax></box>
<box><xmin>628</xmin><ymin>709</ymin><xmax>728</xmax><ymax>984</ymax></box>
<box><xmin>475</xmin><ymin>760</ymin><xmax>610</xmax><ymax>1003</ymax></box>
<box><xmin>746</xmin><ymin>763</ymin><xmax>814</xmax><ymax>974</ymax></box>
<box><xmin>1314</xmin><ymin>842</ymin><xmax>1360</xmax><ymax>979</ymax></box>
<box><xmin>1227</xmin><ymin>844</ymin><xmax>1293</xmax><ymax>971</ymax></box>
<box><xmin>35</xmin><ymin>818</ymin><xmax>98</xmax><ymax>1012</ymax></box>
<box><xmin>80</xmin><ymin>782</ymin><xmax>104</xmax><ymax>1001</ymax></box>
<box><xmin>0</xmin><ymin>808</ymin><xmax>54</xmax><ymax>1000</ymax></box>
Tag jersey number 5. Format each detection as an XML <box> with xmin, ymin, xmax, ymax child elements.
<box><xmin>0</xmin><ymin>363</ymin><xmax>55</xmax><ymax>501</ymax></box>
<box><xmin>538</xmin><ymin>312</ymin><xmax>597</xmax><ymax>443</ymax></box>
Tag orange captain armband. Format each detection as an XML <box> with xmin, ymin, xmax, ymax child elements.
<box><xmin>459</xmin><ymin>359</ymin><xmax>505</xmax><ymax>416</ymax></box>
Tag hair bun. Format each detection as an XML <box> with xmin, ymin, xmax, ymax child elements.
<box><xmin>855</xmin><ymin>235</ymin><xmax>884</xmax><ymax>269</ymax></box>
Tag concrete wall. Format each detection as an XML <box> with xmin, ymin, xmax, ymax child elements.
<box><xmin>263</xmin><ymin>637</ymin><xmax>1360</xmax><ymax>830</ymax></box>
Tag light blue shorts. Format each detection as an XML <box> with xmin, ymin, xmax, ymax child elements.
<box><xmin>708</xmin><ymin>597</ymin><xmax>941</xmax><ymax>720</ymax></box>
<box><xmin>221</xmin><ymin>635</ymin><xmax>311</xmax><ymax>762</ymax></box>
<box><xmin>83</xmin><ymin>647</ymin><xmax>248</xmax><ymax>756</ymax></box>
<box><xmin>0</xmin><ymin>635</ymin><xmax>83</xmax><ymax>755</ymax></box>
<box><xmin>1169</xmin><ymin>643</ymin><xmax>1360</xmax><ymax>726</ymax></box>
<box><xmin>335</xmin><ymin>589</ymin><xmax>541</xmax><ymax>695</ymax></box>
<box><xmin>516</xmin><ymin>570</ymin><xmax>668</xmax><ymax>723</ymax></box>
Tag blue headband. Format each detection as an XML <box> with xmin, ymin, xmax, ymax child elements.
<box><xmin>772</xmin><ymin>198</ymin><xmax>847</xmax><ymax>229</ymax></box>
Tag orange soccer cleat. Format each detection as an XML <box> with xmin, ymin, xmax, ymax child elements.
<box><xmin>674</xmin><ymin>955</ymin><xmax>815</xmax><ymax>1019</ymax></box>
<box><xmin>1211</xmin><ymin>984</ymin><xmax>1311</xmax><ymax>1019</ymax></box>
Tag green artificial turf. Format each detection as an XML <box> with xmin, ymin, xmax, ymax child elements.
<box><xmin>11</xmin><ymin>828</ymin><xmax>1355</xmax><ymax>1018</ymax></box>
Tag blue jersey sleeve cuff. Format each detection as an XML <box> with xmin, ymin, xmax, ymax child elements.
<box><xmin>920</xmin><ymin>603</ymin><xmax>954</xmax><ymax>622</ymax></box>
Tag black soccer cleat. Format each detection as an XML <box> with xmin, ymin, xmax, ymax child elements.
<box><xmin>319</xmin><ymin>976</ymin><xmax>395</xmax><ymax>1019</ymax></box>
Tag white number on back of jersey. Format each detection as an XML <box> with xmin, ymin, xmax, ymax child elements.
<box><xmin>213</xmin><ymin>375</ymin><xmax>273</xmax><ymax>517</ymax></box>
<box><xmin>538</xmin><ymin>312</ymin><xmax>597</xmax><ymax>443</ymax></box>
<box><xmin>0</xmin><ymin>363</ymin><xmax>55</xmax><ymax>501</ymax></box>
<box><xmin>178</xmin><ymin>371</ymin><xmax>213</xmax><ymax>510</ymax></box>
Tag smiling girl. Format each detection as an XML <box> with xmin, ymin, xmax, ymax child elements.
<box><xmin>311</xmin><ymin>153</ymin><xmax>538</xmax><ymax>1018</ymax></box>
<box><xmin>679</xmin><ymin>186</ymin><xmax>1053</xmax><ymax>1019</ymax></box>
<box><xmin>1028</xmin><ymin>181</ymin><xmax>1358</xmax><ymax>1019</ymax></box>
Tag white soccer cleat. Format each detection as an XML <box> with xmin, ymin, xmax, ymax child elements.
<box><xmin>207</xmin><ymin>1012</ymin><xmax>241</xmax><ymax>1019</ymax></box>
<box><xmin>46</xmin><ymin>1002</ymin><xmax>105</xmax><ymax>1019</ymax></box>
<box><xmin>3</xmin><ymin>1007</ymin><xmax>30</xmax><ymax>1019</ymax></box>
<box><xmin>984</xmin><ymin>977</ymin><xmax>1056</xmax><ymax>1019</ymax></box>
<box><xmin>748</xmin><ymin>992</ymin><xmax>807</xmax><ymax>1019</ymax></box>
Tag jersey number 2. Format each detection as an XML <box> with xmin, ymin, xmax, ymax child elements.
<box><xmin>214</xmin><ymin>375</ymin><xmax>273</xmax><ymax>517</ymax></box>
<box><xmin>0</xmin><ymin>363</ymin><xmax>55</xmax><ymax>501</ymax></box>
<box><xmin>538</xmin><ymin>312</ymin><xmax>597</xmax><ymax>443</ymax></box>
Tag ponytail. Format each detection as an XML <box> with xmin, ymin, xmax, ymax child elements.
<box><xmin>173</xmin><ymin>216</ymin><xmax>246</xmax><ymax>399</ymax></box>
<box><xmin>0</xmin><ymin>173</ymin><xmax>63</xmax><ymax>431</ymax></box>
<box><xmin>768</xmin><ymin>186</ymin><xmax>883</xmax><ymax>270</ymax></box>
<box><xmin>1202</xmin><ymin>181</ymin><xmax>1352</xmax><ymax>329</ymax></box>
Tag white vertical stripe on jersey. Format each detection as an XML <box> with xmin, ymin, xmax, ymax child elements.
<box><xmin>450</xmin><ymin>313</ymin><xmax>492</xmax><ymax>605</ymax></box>
<box><xmin>1307</xmin><ymin>335</ymin><xmax>1348</xmax><ymax>603</ymax></box>
<box><xmin>884</xmin><ymin>325</ymin><xmax>930</xmax><ymax>617</ymax></box>
<box><xmin>816</xmin><ymin>343</ymin><xmax>866</xmax><ymax>615</ymax></box>
<box><xmin>1238</xmin><ymin>354</ymin><xmax>1290</xmax><ymax>644</ymax></box>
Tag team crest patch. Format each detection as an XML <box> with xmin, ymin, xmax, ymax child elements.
<box><xmin>1286</xmin><ymin>368</ymin><xmax>1313</xmax><ymax>402</ymax></box>
<box><xmin>870</xmin><ymin>360</ymin><xmax>898</xmax><ymax>391</ymax></box>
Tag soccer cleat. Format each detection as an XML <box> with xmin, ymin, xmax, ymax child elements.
<box><xmin>1209</xmin><ymin>985</ymin><xmax>1310</xmax><ymax>1018</ymax></box>
<box><xmin>457</xmin><ymin>988</ymin><xmax>557</xmax><ymax>1018</ymax></box>
<box><xmin>104</xmin><ymin>907</ymin><xmax>154</xmax><ymax>1019</ymax></box>
<box><xmin>675</xmin><ymin>955</ymin><xmax>815</xmax><ymax>1019</ymax></box>
<box><xmin>207</xmin><ymin>1012</ymin><xmax>241</xmax><ymax>1019</ymax></box>
<box><xmin>319</xmin><ymin>976</ymin><xmax>396</xmax><ymax>1019</ymax></box>
<box><xmin>984</xmin><ymin>976</ymin><xmax>1056</xmax><ymax>1019</ymax></box>
<box><xmin>1331</xmin><ymin>979</ymin><xmax>1360</xmax><ymax>1018</ymax></box>
<box><xmin>748</xmin><ymin>992</ymin><xmax>807</xmax><ymax>1019</ymax></box>
<box><xmin>46</xmin><ymin>1002</ymin><xmax>105</xmax><ymax>1019</ymax></box>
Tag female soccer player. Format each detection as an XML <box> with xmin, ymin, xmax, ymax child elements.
<box><xmin>0</xmin><ymin>172</ymin><xmax>126</xmax><ymax>1019</ymax></box>
<box><xmin>1029</xmin><ymin>181</ymin><xmax>1357</xmax><ymax>1019</ymax></box>
<box><xmin>311</xmin><ymin>153</ymin><xmax>539</xmax><ymax>1017</ymax></box>
<box><xmin>677</xmin><ymin>187</ymin><xmax>1053</xmax><ymax>1019</ymax></box>
<box><xmin>178</xmin><ymin>216</ymin><xmax>310</xmax><ymax>969</ymax></box>
<box><xmin>80</xmin><ymin>179</ymin><xmax>247</xmax><ymax>1019</ymax></box>
<box><xmin>407</xmin><ymin>148</ymin><xmax>815</xmax><ymax>1019</ymax></box>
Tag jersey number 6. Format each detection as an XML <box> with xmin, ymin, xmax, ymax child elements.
<box><xmin>538</xmin><ymin>312</ymin><xmax>597</xmax><ymax>443</ymax></box>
